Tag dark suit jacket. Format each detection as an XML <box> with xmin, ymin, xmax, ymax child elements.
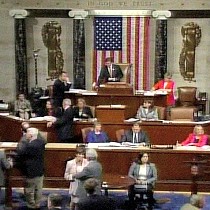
<box><xmin>121</xmin><ymin>130</ymin><xmax>150</xmax><ymax>145</ymax></box>
<box><xmin>0</xmin><ymin>150</ymin><xmax>10</xmax><ymax>186</ymax></box>
<box><xmin>78</xmin><ymin>194</ymin><xmax>116</xmax><ymax>210</ymax></box>
<box><xmin>37</xmin><ymin>107</ymin><xmax>63</xmax><ymax>118</ymax></box>
<box><xmin>74</xmin><ymin>160</ymin><xmax>102</xmax><ymax>200</ymax></box>
<box><xmin>54</xmin><ymin>106</ymin><xmax>74</xmax><ymax>142</ymax></box>
<box><xmin>53</xmin><ymin>79</ymin><xmax>71</xmax><ymax>107</ymax></box>
<box><xmin>73</xmin><ymin>106</ymin><xmax>93</xmax><ymax>119</ymax></box>
<box><xmin>15</xmin><ymin>138</ymin><xmax>45</xmax><ymax>178</ymax></box>
<box><xmin>97</xmin><ymin>64</ymin><xmax>123</xmax><ymax>85</ymax></box>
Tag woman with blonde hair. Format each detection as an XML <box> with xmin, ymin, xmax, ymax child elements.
<box><xmin>181</xmin><ymin>125</ymin><xmax>208</xmax><ymax>147</ymax></box>
<box><xmin>73</xmin><ymin>98</ymin><xmax>93</xmax><ymax>119</ymax></box>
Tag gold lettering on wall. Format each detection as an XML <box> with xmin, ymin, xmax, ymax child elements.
<box><xmin>87</xmin><ymin>0</ymin><xmax>151</xmax><ymax>7</ymax></box>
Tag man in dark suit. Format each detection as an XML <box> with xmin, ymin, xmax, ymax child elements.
<box><xmin>97</xmin><ymin>57</ymin><xmax>123</xmax><ymax>86</ymax></box>
<box><xmin>47</xmin><ymin>98</ymin><xmax>74</xmax><ymax>143</ymax></box>
<box><xmin>47</xmin><ymin>193</ymin><xmax>64</xmax><ymax>210</ymax></box>
<box><xmin>73</xmin><ymin>149</ymin><xmax>102</xmax><ymax>202</ymax></box>
<box><xmin>53</xmin><ymin>71</ymin><xmax>71</xmax><ymax>107</ymax></box>
<box><xmin>15</xmin><ymin>127</ymin><xmax>46</xmax><ymax>209</ymax></box>
<box><xmin>77</xmin><ymin>178</ymin><xmax>116</xmax><ymax>210</ymax></box>
<box><xmin>121</xmin><ymin>122</ymin><xmax>150</xmax><ymax>146</ymax></box>
<box><xmin>0</xmin><ymin>149</ymin><xmax>12</xmax><ymax>205</ymax></box>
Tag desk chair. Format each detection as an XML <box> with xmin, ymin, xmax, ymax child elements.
<box><xmin>81</xmin><ymin>127</ymin><xmax>93</xmax><ymax>143</ymax></box>
<box><xmin>170</xmin><ymin>107</ymin><xmax>195</xmax><ymax>121</ymax></box>
<box><xmin>115</xmin><ymin>63</ymin><xmax>132</xmax><ymax>84</ymax></box>
<box><xmin>116</xmin><ymin>129</ymin><xmax>125</xmax><ymax>142</ymax></box>
<box><xmin>155</xmin><ymin>106</ymin><xmax>166</xmax><ymax>120</ymax></box>
<box><xmin>130</xmin><ymin>184</ymin><xmax>155</xmax><ymax>210</ymax></box>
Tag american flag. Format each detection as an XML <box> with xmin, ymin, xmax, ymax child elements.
<box><xmin>93</xmin><ymin>17</ymin><xmax>150</xmax><ymax>90</ymax></box>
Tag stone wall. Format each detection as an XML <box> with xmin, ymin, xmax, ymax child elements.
<box><xmin>1</xmin><ymin>0</ymin><xmax>210</xmax><ymax>110</ymax></box>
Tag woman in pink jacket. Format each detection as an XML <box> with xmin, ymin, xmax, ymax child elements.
<box><xmin>64</xmin><ymin>146</ymin><xmax>89</xmax><ymax>210</ymax></box>
<box><xmin>181</xmin><ymin>125</ymin><xmax>208</xmax><ymax>147</ymax></box>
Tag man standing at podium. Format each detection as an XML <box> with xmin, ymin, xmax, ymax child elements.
<box><xmin>97</xmin><ymin>57</ymin><xmax>123</xmax><ymax>86</ymax></box>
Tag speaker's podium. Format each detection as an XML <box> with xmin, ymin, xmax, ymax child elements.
<box><xmin>96</xmin><ymin>104</ymin><xmax>133</xmax><ymax>123</ymax></box>
<box><xmin>98</xmin><ymin>82</ymin><xmax>133</xmax><ymax>95</ymax></box>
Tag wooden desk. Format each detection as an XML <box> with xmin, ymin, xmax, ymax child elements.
<box><xmin>3</xmin><ymin>143</ymin><xmax>210</xmax><ymax>207</ymax></box>
<box><xmin>2</xmin><ymin>143</ymin><xmax>210</xmax><ymax>192</ymax></box>
<box><xmin>65</xmin><ymin>92</ymin><xmax>167</xmax><ymax>117</ymax></box>
<box><xmin>1</xmin><ymin>115</ymin><xmax>210</xmax><ymax>145</ymax></box>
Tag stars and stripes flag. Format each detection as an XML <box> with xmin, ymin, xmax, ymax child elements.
<box><xmin>93</xmin><ymin>16</ymin><xmax>150</xmax><ymax>90</ymax></box>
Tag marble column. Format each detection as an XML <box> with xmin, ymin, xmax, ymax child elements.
<box><xmin>152</xmin><ymin>10</ymin><xmax>171</xmax><ymax>82</ymax></box>
<box><xmin>9</xmin><ymin>10</ymin><xmax>28</xmax><ymax>95</ymax></box>
<box><xmin>69</xmin><ymin>10</ymin><xmax>88</xmax><ymax>89</ymax></box>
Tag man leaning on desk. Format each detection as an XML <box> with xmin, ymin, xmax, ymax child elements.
<box><xmin>97</xmin><ymin>57</ymin><xmax>123</xmax><ymax>86</ymax></box>
<box><xmin>121</xmin><ymin>122</ymin><xmax>150</xmax><ymax>146</ymax></box>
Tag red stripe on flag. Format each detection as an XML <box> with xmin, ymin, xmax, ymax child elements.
<box><xmin>135</xmin><ymin>17</ymin><xmax>140</xmax><ymax>90</ymax></box>
<box><xmin>143</xmin><ymin>18</ymin><xmax>150</xmax><ymax>90</ymax></box>
<box><xmin>93</xmin><ymin>50</ymin><xmax>98</xmax><ymax>83</ymax></box>
<box><xmin>127</xmin><ymin>18</ymin><xmax>131</xmax><ymax>64</ymax></box>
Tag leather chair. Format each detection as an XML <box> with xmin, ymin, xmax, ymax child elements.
<box><xmin>155</xmin><ymin>106</ymin><xmax>166</xmax><ymax>120</ymax></box>
<box><xmin>177</xmin><ymin>86</ymin><xmax>197</xmax><ymax>107</ymax></box>
<box><xmin>81</xmin><ymin>127</ymin><xmax>93</xmax><ymax>143</ymax></box>
<box><xmin>116</xmin><ymin>129</ymin><xmax>125</xmax><ymax>142</ymax></box>
<box><xmin>170</xmin><ymin>107</ymin><xmax>195</xmax><ymax>121</ymax></box>
<box><xmin>115</xmin><ymin>63</ymin><xmax>132</xmax><ymax>83</ymax></box>
<box><xmin>88</xmin><ymin>105</ymin><xmax>95</xmax><ymax>118</ymax></box>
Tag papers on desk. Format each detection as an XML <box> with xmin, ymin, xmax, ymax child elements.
<box><xmin>0</xmin><ymin>142</ymin><xmax>17</xmax><ymax>148</ymax></box>
<box><xmin>143</xmin><ymin>91</ymin><xmax>155</xmax><ymax>96</ymax></box>
<box><xmin>124</xmin><ymin>118</ymin><xmax>140</xmax><ymax>123</ymax></box>
<box><xmin>65</xmin><ymin>89</ymin><xmax>97</xmax><ymax>95</ymax></box>
<box><xmin>97</xmin><ymin>105</ymin><xmax>125</xmax><ymax>109</ymax></box>
<box><xmin>73</xmin><ymin>118</ymin><xmax>97</xmax><ymax>122</ymax></box>
<box><xmin>175</xmin><ymin>145</ymin><xmax>210</xmax><ymax>151</ymax></box>
<box><xmin>39</xmin><ymin>96</ymin><xmax>50</xmax><ymax>100</ymax></box>
<box><xmin>0</xmin><ymin>112</ymin><xmax>9</xmax><ymax>116</ymax></box>
<box><xmin>135</xmin><ymin>90</ymin><xmax>168</xmax><ymax>96</ymax></box>
<box><xmin>81</xmin><ymin>92</ymin><xmax>97</xmax><ymax>95</ymax></box>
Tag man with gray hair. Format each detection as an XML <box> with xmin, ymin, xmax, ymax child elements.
<box><xmin>180</xmin><ymin>194</ymin><xmax>205</xmax><ymax>210</ymax></box>
<box><xmin>77</xmin><ymin>178</ymin><xmax>116</xmax><ymax>210</ymax></box>
<box><xmin>73</xmin><ymin>148</ymin><xmax>102</xmax><ymax>205</ymax></box>
<box><xmin>47</xmin><ymin>98</ymin><xmax>74</xmax><ymax>143</ymax></box>
<box><xmin>16</xmin><ymin>127</ymin><xmax>46</xmax><ymax>209</ymax></box>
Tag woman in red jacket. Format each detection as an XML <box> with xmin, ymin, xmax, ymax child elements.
<box><xmin>151</xmin><ymin>72</ymin><xmax>175</xmax><ymax>107</ymax></box>
<box><xmin>181</xmin><ymin>125</ymin><xmax>208</xmax><ymax>147</ymax></box>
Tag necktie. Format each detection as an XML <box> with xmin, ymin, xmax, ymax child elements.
<box><xmin>134</xmin><ymin>133</ymin><xmax>137</xmax><ymax>143</ymax></box>
<box><xmin>109</xmin><ymin>66</ymin><xmax>112</xmax><ymax>77</ymax></box>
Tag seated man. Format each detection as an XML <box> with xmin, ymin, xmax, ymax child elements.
<box><xmin>180</xmin><ymin>194</ymin><xmax>205</xmax><ymax>210</ymax></box>
<box><xmin>77</xmin><ymin>178</ymin><xmax>116</xmax><ymax>210</ymax></box>
<box><xmin>14</xmin><ymin>93</ymin><xmax>32</xmax><ymax>119</ymax></box>
<box><xmin>86</xmin><ymin>122</ymin><xmax>109</xmax><ymax>143</ymax></box>
<box><xmin>121</xmin><ymin>122</ymin><xmax>150</xmax><ymax>146</ymax></box>
<box><xmin>97</xmin><ymin>57</ymin><xmax>123</xmax><ymax>86</ymax></box>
